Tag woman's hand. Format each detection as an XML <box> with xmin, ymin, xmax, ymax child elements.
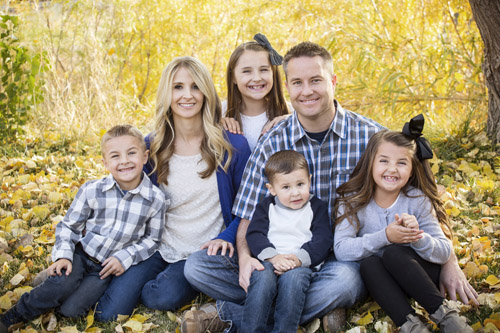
<box><xmin>201</xmin><ymin>239</ymin><xmax>234</xmax><ymax>257</ymax></box>
<box><xmin>221</xmin><ymin>117</ymin><xmax>242</xmax><ymax>134</ymax></box>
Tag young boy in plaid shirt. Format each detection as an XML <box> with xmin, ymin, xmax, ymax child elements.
<box><xmin>0</xmin><ymin>125</ymin><xmax>165</xmax><ymax>332</ymax></box>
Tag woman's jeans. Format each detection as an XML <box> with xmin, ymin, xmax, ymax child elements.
<box><xmin>95</xmin><ymin>252</ymin><xmax>198</xmax><ymax>321</ymax></box>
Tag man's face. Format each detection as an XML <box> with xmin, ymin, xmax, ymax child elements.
<box><xmin>285</xmin><ymin>56</ymin><xmax>337</xmax><ymax>131</ymax></box>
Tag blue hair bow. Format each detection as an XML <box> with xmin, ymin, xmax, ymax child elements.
<box><xmin>402</xmin><ymin>114</ymin><xmax>434</xmax><ymax>161</ymax></box>
<box><xmin>253</xmin><ymin>33</ymin><xmax>283</xmax><ymax>66</ymax></box>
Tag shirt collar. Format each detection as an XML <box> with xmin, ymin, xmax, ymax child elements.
<box><xmin>290</xmin><ymin>100</ymin><xmax>346</xmax><ymax>144</ymax></box>
<box><xmin>102</xmin><ymin>172</ymin><xmax>156</xmax><ymax>202</ymax></box>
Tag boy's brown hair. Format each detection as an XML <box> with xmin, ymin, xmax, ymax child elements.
<box><xmin>101</xmin><ymin>125</ymin><xmax>146</xmax><ymax>153</ymax></box>
<box><xmin>264</xmin><ymin>150</ymin><xmax>309</xmax><ymax>184</ymax></box>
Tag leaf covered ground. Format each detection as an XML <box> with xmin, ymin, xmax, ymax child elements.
<box><xmin>0</xmin><ymin>132</ymin><xmax>499</xmax><ymax>333</ymax></box>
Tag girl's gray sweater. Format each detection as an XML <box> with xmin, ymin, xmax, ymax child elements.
<box><xmin>334</xmin><ymin>187</ymin><xmax>451</xmax><ymax>264</ymax></box>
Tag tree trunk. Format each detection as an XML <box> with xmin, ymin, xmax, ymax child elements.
<box><xmin>468</xmin><ymin>0</ymin><xmax>500</xmax><ymax>145</ymax></box>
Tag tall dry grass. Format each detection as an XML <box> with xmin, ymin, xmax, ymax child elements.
<box><xmin>9</xmin><ymin>0</ymin><xmax>486</xmax><ymax>145</ymax></box>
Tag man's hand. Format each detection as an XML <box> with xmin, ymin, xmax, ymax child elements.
<box><xmin>386</xmin><ymin>215</ymin><xmax>423</xmax><ymax>243</ymax></box>
<box><xmin>238</xmin><ymin>255</ymin><xmax>264</xmax><ymax>293</ymax></box>
<box><xmin>439</xmin><ymin>252</ymin><xmax>479</xmax><ymax>305</ymax></box>
<box><xmin>100</xmin><ymin>257</ymin><xmax>125</xmax><ymax>279</ymax></box>
<box><xmin>48</xmin><ymin>259</ymin><xmax>72</xmax><ymax>276</ymax></box>
<box><xmin>261</xmin><ymin>115</ymin><xmax>289</xmax><ymax>134</ymax></box>
<box><xmin>201</xmin><ymin>238</ymin><xmax>234</xmax><ymax>257</ymax></box>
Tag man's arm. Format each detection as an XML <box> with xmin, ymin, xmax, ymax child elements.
<box><xmin>236</xmin><ymin>218</ymin><xmax>264</xmax><ymax>293</ymax></box>
<box><xmin>439</xmin><ymin>252</ymin><xmax>478</xmax><ymax>305</ymax></box>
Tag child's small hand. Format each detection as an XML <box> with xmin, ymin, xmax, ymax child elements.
<box><xmin>399</xmin><ymin>213</ymin><xmax>419</xmax><ymax>230</ymax></box>
<box><xmin>269</xmin><ymin>254</ymin><xmax>297</xmax><ymax>273</ymax></box>
<box><xmin>48</xmin><ymin>259</ymin><xmax>72</xmax><ymax>276</ymax></box>
<box><xmin>100</xmin><ymin>257</ymin><xmax>125</xmax><ymax>279</ymax></box>
<box><xmin>284</xmin><ymin>254</ymin><xmax>302</xmax><ymax>268</ymax></box>
<box><xmin>386</xmin><ymin>217</ymin><xmax>424</xmax><ymax>244</ymax></box>
<box><xmin>221</xmin><ymin>117</ymin><xmax>242</xmax><ymax>134</ymax></box>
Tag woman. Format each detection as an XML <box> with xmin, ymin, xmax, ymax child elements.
<box><xmin>95</xmin><ymin>56</ymin><xmax>251</xmax><ymax>320</ymax></box>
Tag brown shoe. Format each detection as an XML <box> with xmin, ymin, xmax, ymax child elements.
<box><xmin>322</xmin><ymin>308</ymin><xmax>346</xmax><ymax>332</ymax></box>
<box><xmin>181</xmin><ymin>303</ymin><xmax>228</xmax><ymax>333</ymax></box>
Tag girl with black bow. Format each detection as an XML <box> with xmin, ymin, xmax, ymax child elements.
<box><xmin>221</xmin><ymin>33</ymin><xmax>289</xmax><ymax>150</ymax></box>
<box><xmin>333</xmin><ymin>115</ymin><xmax>473</xmax><ymax>333</ymax></box>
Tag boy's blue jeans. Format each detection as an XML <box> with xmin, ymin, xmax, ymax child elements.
<box><xmin>241</xmin><ymin>261</ymin><xmax>311</xmax><ymax>332</ymax></box>
<box><xmin>185</xmin><ymin>250</ymin><xmax>366</xmax><ymax>332</ymax></box>
<box><xmin>2</xmin><ymin>245</ymin><xmax>110</xmax><ymax>326</ymax></box>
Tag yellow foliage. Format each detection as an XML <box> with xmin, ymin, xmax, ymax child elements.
<box><xmin>486</xmin><ymin>275</ymin><xmax>500</xmax><ymax>287</ymax></box>
<box><xmin>0</xmin><ymin>293</ymin><xmax>12</xmax><ymax>309</ymax></box>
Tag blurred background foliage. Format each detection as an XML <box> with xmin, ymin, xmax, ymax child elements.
<box><xmin>2</xmin><ymin>0</ymin><xmax>486</xmax><ymax>146</ymax></box>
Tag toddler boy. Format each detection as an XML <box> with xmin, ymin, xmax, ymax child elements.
<box><xmin>0</xmin><ymin>125</ymin><xmax>165</xmax><ymax>332</ymax></box>
<box><xmin>243</xmin><ymin>150</ymin><xmax>333</xmax><ymax>332</ymax></box>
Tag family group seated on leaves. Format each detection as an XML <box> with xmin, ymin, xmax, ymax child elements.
<box><xmin>1</xmin><ymin>34</ymin><xmax>477</xmax><ymax>333</ymax></box>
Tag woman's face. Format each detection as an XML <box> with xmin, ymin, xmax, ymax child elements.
<box><xmin>170</xmin><ymin>67</ymin><xmax>204</xmax><ymax>121</ymax></box>
<box><xmin>233</xmin><ymin>50</ymin><xmax>273</xmax><ymax>104</ymax></box>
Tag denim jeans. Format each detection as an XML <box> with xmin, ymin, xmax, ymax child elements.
<box><xmin>241</xmin><ymin>261</ymin><xmax>311</xmax><ymax>333</ymax></box>
<box><xmin>185</xmin><ymin>249</ymin><xmax>366</xmax><ymax>331</ymax></box>
<box><xmin>2</xmin><ymin>246</ymin><xmax>110</xmax><ymax>326</ymax></box>
<box><xmin>95</xmin><ymin>251</ymin><xmax>167</xmax><ymax>321</ymax></box>
<box><xmin>141</xmin><ymin>259</ymin><xmax>199</xmax><ymax>311</ymax></box>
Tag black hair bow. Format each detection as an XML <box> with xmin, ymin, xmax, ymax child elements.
<box><xmin>253</xmin><ymin>33</ymin><xmax>283</xmax><ymax>66</ymax></box>
<box><xmin>402</xmin><ymin>114</ymin><xmax>433</xmax><ymax>160</ymax></box>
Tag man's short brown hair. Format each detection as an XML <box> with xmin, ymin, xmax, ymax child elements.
<box><xmin>283</xmin><ymin>41</ymin><xmax>334</xmax><ymax>78</ymax></box>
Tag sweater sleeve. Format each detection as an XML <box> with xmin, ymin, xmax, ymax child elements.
<box><xmin>246</xmin><ymin>197</ymin><xmax>279</xmax><ymax>260</ymax></box>
<box><xmin>333</xmin><ymin>203</ymin><xmax>390</xmax><ymax>261</ymax></box>
<box><xmin>299</xmin><ymin>196</ymin><xmax>333</xmax><ymax>267</ymax></box>
<box><xmin>214</xmin><ymin>131</ymin><xmax>251</xmax><ymax>244</ymax></box>
<box><xmin>409</xmin><ymin>196</ymin><xmax>451</xmax><ymax>264</ymax></box>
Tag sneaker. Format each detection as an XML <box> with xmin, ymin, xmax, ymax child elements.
<box><xmin>399</xmin><ymin>313</ymin><xmax>431</xmax><ymax>333</ymax></box>
<box><xmin>181</xmin><ymin>303</ymin><xmax>228</xmax><ymax>333</ymax></box>
<box><xmin>31</xmin><ymin>268</ymin><xmax>49</xmax><ymax>287</ymax></box>
<box><xmin>430</xmin><ymin>300</ymin><xmax>473</xmax><ymax>333</ymax></box>
<box><xmin>322</xmin><ymin>308</ymin><xmax>346</xmax><ymax>332</ymax></box>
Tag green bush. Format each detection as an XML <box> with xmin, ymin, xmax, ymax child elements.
<box><xmin>0</xmin><ymin>15</ymin><xmax>46</xmax><ymax>143</ymax></box>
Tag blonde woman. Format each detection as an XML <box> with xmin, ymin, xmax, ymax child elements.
<box><xmin>95</xmin><ymin>57</ymin><xmax>251</xmax><ymax>321</ymax></box>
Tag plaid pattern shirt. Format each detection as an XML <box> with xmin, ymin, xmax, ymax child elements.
<box><xmin>52</xmin><ymin>173</ymin><xmax>166</xmax><ymax>270</ymax></box>
<box><xmin>232</xmin><ymin>101</ymin><xmax>384</xmax><ymax>220</ymax></box>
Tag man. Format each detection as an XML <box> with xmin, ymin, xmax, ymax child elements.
<box><xmin>183</xmin><ymin>42</ymin><xmax>478</xmax><ymax>332</ymax></box>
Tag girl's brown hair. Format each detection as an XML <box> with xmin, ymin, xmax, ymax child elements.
<box><xmin>226</xmin><ymin>42</ymin><xmax>289</xmax><ymax>127</ymax></box>
<box><xmin>334</xmin><ymin>130</ymin><xmax>452</xmax><ymax>239</ymax></box>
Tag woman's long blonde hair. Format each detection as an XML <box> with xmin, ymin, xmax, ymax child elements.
<box><xmin>150</xmin><ymin>56</ymin><xmax>233</xmax><ymax>185</ymax></box>
<box><xmin>334</xmin><ymin>130</ymin><xmax>452</xmax><ymax>239</ymax></box>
